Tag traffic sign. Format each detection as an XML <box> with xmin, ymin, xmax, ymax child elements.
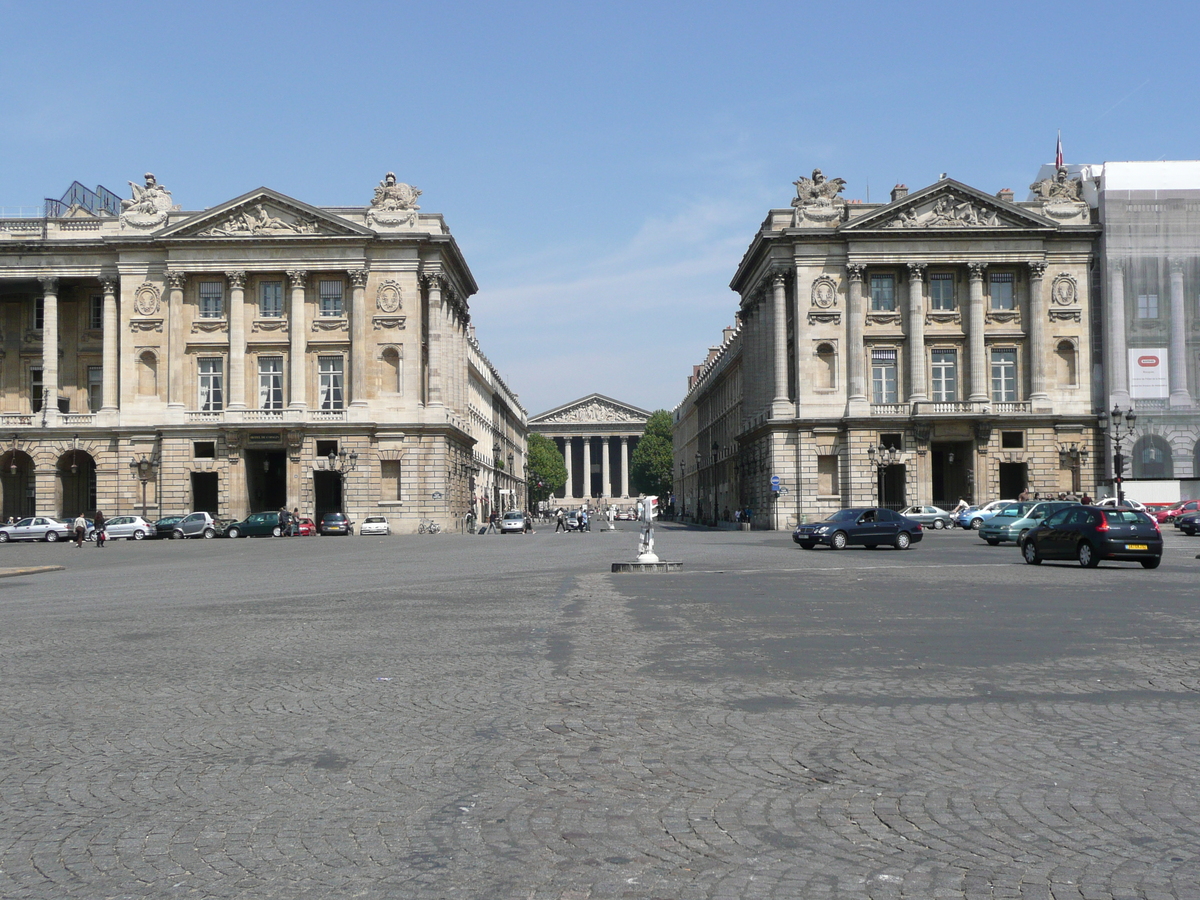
<box><xmin>770</xmin><ymin>475</ymin><xmax>781</xmax><ymax>488</ymax></box>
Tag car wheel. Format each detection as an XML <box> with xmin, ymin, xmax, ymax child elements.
<box><xmin>1023</xmin><ymin>541</ymin><xmax>1041</xmax><ymax>565</ymax></box>
<box><xmin>970</xmin><ymin>518</ymin><xmax>983</xmax><ymax>530</ymax></box>
<box><xmin>1140</xmin><ymin>557</ymin><xmax>1161</xmax><ymax>569</ymax></box>
<box><xmin>1183</xmin><ymin>528</ymin><xmax>1196</xmax><ymax>536</ymax></box>
<box><xmin>798</xmin><ymin>542</ymin><xmax>815</xmax><ymax>550</ymax></box>
<box><xmin>171</xmin><ymin>530</ymin><xmax>184</xmax><ymax>540</ymax></box>
<box><xmin>0</xmin><ymin>532</ymin><xmax>8</xmax><ymax>543</ymax></box>
<box><xmin>830</xmin><ymin>531</ymin><xmax>848</xmax><ymax>550</ymax></box>
<box><xmin>895</xmin><ymin>531</ymin><xmax>911</xmax><ymax>550</ymax></box>
<box><xmin>226</xmin><ymin>527</ymin><xmax>241</xmax><ymax>539</ymax></box>
<box><xmin>1077</xmin><ymin>541</ymin><xmax>1099</xmax><ymax>568</ymax></box>
<box><xmin>46</xmin><ymin>531</ymin><xmax>59</xmax><ymax>542</ymax></box>
<box><xmin>933</xmin><ymin>519</ymin><xmax>945</xmax><ymax>530</ymax></box>
<box><xmin>272</xmin><ymin>526</ymin><xmax>282</xmax><ymax>537</ymax></box>
<box><xmin>203</xmin><ymin>528</ymin><xmax>216</xmax><ymax>539</ymax></box>
<box><xmin>985</xmin><ymin>538</ymin><xmax>1000</xmax><ymax>546</ymax></box>
<box><xmin>131</xmin><ymin>529</ymin><xmax>145</xmax><ymax>540</ymax></box>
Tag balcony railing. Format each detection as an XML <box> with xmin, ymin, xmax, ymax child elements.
<box><xmin>0</xmin><ymin>414</ymin><xmax>34</xmax><ymax>426</ymax></box>
<box><xmin>992</xmin><ymin>401</ymin><xmax>1031</xmax><ymax>414</ymax></box>
<box><xmin>918</xmin><ymin>401</ymin><xmax>974</xmax><ymax>414</ymax></box>
<box><xmin>186</xmin><ymin>410</ymin><xmax>225</xmax><ymax>424</ymax></box>
<box><xmin>1133</xmin><ymin>398</ymin><xmax>1168</xmax><ymax>411</ymax></box>
<box><xmin>312</xmin><ymin>409</ymin><xmax>346</xmax><ymax>422</ymax></box>
<box><xmin>870</xmin><ymin>403</ymin><xmax>909</xmax><ymax>416</ymax></box>
<box><xmin>61</xmin><ymin>413</ymin><xmax>96</xmax><ymax>426</ymax></box>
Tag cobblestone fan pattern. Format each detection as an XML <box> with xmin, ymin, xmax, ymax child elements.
<box><xmin>0</xmin><ymin>527</ymin><xmax>1197</xmax><ymax>898</ymax></box>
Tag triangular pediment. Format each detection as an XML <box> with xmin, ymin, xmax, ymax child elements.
<box><xmin>841</xmin><ymin>179</ymin><xmax>1055</xmax><ymax>232</ymax></box>
<box><xmin>161</xmin><ymin>188</ymin><xmax>374</xmax><ymax>239</ymax></box>
<box><xmin>530</xmin><ymin>393</ymin><xmax>652</xmax><ymax>426</ymax></box>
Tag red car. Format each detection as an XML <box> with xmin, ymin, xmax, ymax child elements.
<box><xmin>1160</xmin><ymin>499</ymin><xmax>1200</xmax><ymax>524</ymax></box>
<box><xmin>297</xmin><ymin>516</ymin><xmax>316</xmax><ymax>536</ymax></box>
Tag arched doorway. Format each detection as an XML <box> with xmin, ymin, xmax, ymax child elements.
<box><xmin>58</xmin><ymin>450</ymin><xmax>97</xmax><ymax>518</ymax></box>
<box><xmin>0</xmin><ymin>450</ymin><xmax>35</xmax><ymax>521</ymax></box>
<box><xmin>1132</xmin><ymin>435</ymin><xmax>1173</xmax><ymax>480</ymax></box>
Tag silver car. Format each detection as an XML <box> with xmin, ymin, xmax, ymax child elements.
<box><xmin>898</xmin><ymin>505</ymin><xmax>953</xmax><ymax>530</ymax></box>
<box><xmin>102</xmin><ymin>515</ymin><xmax>155</xmax><ymax>541</ymax></box>
<box><xmin>0</xmin><ymin>516</ymin><xmax>73</xmax><ymax>542</ymax></box>
<box><xmin>171</xmin><ymin>511</ymin><xmax>219</xmax><ymax>539</ymax></box>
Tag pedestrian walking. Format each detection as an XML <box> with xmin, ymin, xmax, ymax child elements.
<box><xmin>1080</xmin><ymin>492</ymin><xmax>1093</xmax><ymax>505</ymax></box>
<box><xmin>486</xmin><ymin>511</ymin><xmax>499</xmax><ymax>534</ymax></box>
<box><xmin>292</xmin><ymin>508</ymin><xmax>301</xmax><ymax>536</ymax></box>
<box><xmin>73</xmin><ymin>513</ymin><xmax>87</xmax><ymax>548</ymax></box>
<box><xmin>555</xmin><ymin>509</ymin><xmax>566</xmax><ymax>532</ymax></box>
<box><xmin>93</xmin><ymin>510</ymin><xmax>107</xmax><ymax>548</ymax></box>
<box><xmin>524</xmin><ymin>510</ymin><xmax>535</xmax><ymax>534</ymax></box>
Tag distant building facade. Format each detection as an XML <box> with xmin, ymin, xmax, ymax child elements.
<box><xmin>529</xmin><ymin>394</ymin><xmax>649</xmax><ymax>503</ymax></box>
<box><xmin>0</xmin><ymin>173</ymin><xmax>525</xmax><ymax>528</ymax></box>
<box><xmin>676</xmin><ymin>170</ymin><xmax>1103</xmax><ymax>528</ymax></box>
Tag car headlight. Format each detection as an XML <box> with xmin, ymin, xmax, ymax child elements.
<box><xmin>815</xmin><ymin>526</ymin><xmax>830</xmax><ymax>533</ymax></box>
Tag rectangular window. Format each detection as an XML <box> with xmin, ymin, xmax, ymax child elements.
<box><xmin>870</xmin><ymin>274</ymin><xmax>895</xmax><ymax>311</ymax></box>
<box><xmin>931</xmin><ymin>349</ymin><xmax>957</xmax><ymax>401</ymax></box>
<box><xmin>817</xmin><ymin>455</ymin><xmax>839</xmax><ymax>497</ymax></box>
<box><xmin>991</xmin><ymin>348</ymin><xmax>1017</xmax><ymax>402</ymax></box>
<box><xmin>929</xmin><ymin>273</ymin><xmax>955</xmax><ymax>310</ymax></box>
<box><xmin>1137</xmin><ymin>294</ymin><xmax>1159</xmax><ymax>319</ymax></box>
<box><xmin>89</xmin><ymin>295</ymin><xmax>104</xmax><ymax>330</ymax></box>
<box><xmin>193</xmin><ymin>442</ymin><xmax>216</xmax><ymax>459</ymax></box>
<box><xmin>319</xmin><ymin>280</ymin><xmax>344</xmax><ymax>317</ymax></box>
<box><xmin>381</xmin><ymin>460</ymin><xmax>402</xmax><ymax>501</ymax></box>
<box><xmin>34</xmin><ymin>297</ymin><xmax>44</xmax><ymax>330</ymax></box>
<box><xmin>87</xmin><ymin>366</ymin><xmax>103</xmax><ymax>413</ymax></box>
<box><xmin>990</xmin><ymin>272</ymin><xmax>1015</xmax><ymax>310</ymax></box>
<box><xmin>198</xmin><ymin>357</ymin><xmax>224</xmax><ymax>410</ymax></box>
<box><xmin>258</xmin><ymin>356</ymin><xmax>284</xmax><ymax>410</ymax></box>
<box><xmin>199</xmin><ymin>281</ymin><xmax>224</xmax><ymax>319</ymax></box>
<box><xmin>871</xmin><ymin>348</ymin><xmax>898</xmax><ymax>403</ymax></box>
<box><xmin>318</xmin><ymin>357</ymin><xmax>344</xmax><ymax>410</ymax></box>
<box><xmin>31</xmin><ymin>366</ymin><xmax>43</xmax><ymax>412</ymax></box>
<box><xmin>316</xmin><ymin>439</ymin><xmax>339</xmax><ymax>458</ymax></box>
<box><xmin>260</xmin><ymin>281</ymin><xmax>283</xmax><ymax>318</ymax></box>
<box><xmin>1001</xmin><ymin>431</ymin><xmax>1025</xmax><ymax>449</ymax></box>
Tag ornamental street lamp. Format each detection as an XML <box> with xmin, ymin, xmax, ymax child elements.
<box><xmin>327</xmin><ymin>447</ymin><xmax>359</xmax><ymax>474</ymax></box>
<box><xmin>1099</xmin><ymin>405</ymin><xmax>1137</xmax><ymax>505</ymax></box>
<box><xmin>128</xmin><ymin>453</ymin><xmax>158</xmax><ymax>519</ymax></box>
<box><xmin>867</xmin><ymin>442</ymin><xmax>902</xmax><ymax>507</ymax></box>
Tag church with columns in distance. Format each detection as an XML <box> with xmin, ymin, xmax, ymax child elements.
<box><xmin>0</xmin><ymin>173</ymin><xmax>526</xmax><ymax>529</ymax></box>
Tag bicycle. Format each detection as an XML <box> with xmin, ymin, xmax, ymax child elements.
<box><xmin>418</xmin><ymin>520</ymin><xmax>442</xmax><ymax>534</ymax></box>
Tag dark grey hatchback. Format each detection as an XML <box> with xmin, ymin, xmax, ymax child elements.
<box><xmin>1022</xmin><ymin>506</ymin><xmax>1163</xmax><ymax>568</ymax></box>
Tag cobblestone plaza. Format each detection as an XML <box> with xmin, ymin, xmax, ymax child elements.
<box><xmin>1</xmin><ymin>528</ymin><xmax>1198</xmax><ymax>899</ymax></box>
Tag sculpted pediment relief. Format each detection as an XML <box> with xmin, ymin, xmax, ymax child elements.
<box><xmin>533</xmin><ymin>395</ymin><xmax>651</xmax><ymax>425</ymax></box>
<box><xmin>161</xmin><ymin>188</ymin><xmax>372</xmax><ymax>239</ymax></box>
<box><xmin>844</xmin><ymin>180</ymin><xmax>1054</xmax><ymax>232</ymax></box>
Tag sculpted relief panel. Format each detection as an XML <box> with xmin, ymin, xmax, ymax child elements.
<box><xmin>367</xmin><ymin>172</ymin><xmax>422</xmax><ymax>229</ymax></box>
<box><xmin>882</xmin><ymin>193</ymin><xmax>1004</xmax><ymax>229</ymax></box>
<box><xmin>198</xmin><ymin>203</ymin><xmax>325</xmax><ymax>237</ymax></box>
<box><xmin>542</xmin><ymin>400</ymin><xmax>646</xmax><ymax>425</ymax></box>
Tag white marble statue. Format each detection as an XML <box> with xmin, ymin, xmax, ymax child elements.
<box><xmin>637</xmin><ymin>495</ymin><xmax>659</xmax><ymax>562</ymax></box>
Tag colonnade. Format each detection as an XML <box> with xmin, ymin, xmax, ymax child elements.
<box><xmin>551</xmin><ymin>434</ymin><xmax>639</xmax><ymax>500</ymax></box>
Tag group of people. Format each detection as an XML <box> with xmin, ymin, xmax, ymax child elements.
<box><xmin>276</xmin><ymin>507</ymin><xmax>304</xmax><ymax>536</ymax></box>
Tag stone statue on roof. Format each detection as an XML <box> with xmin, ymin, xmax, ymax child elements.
<box><xmin>1030</xmin><ymin>166</ymin><xmax>1083</xmax><ymax>202</ymax></box>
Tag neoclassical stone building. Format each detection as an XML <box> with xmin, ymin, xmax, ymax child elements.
<box><xmin>0</xmin><ymin>173</ymin><xmax>525</xmax><ymax>528</ymax></box>
<box><xmin>529</xmin><ymin>394</ymin><xmax>649</xmax><ymax>503</ymax></box>
<box><xmin>676</xmin><ymin>171</ymin><xmax>1102</xmax><ymax>528</ymax></box>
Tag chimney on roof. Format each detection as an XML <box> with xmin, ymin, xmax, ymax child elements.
<box><xmin>996</xmin><ymin>188</ymin><xmax>1014</xmax><ymax>202</ymax></box>
<box><xmin>722</xmin><ymin>326</ymin><xmax>735</xmax><ymax>345</ymax></box>
<box><xmin>890</xmin><ymin>184</ymin><xmax>908</xmax><ymax>202</ymax></box>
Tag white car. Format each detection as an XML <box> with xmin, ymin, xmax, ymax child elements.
<box><xmin>102</xmin><ymin>515</ymin><xmax>155</xmax><ymax>541</ymax></box>
<box><xmin>359</xmin><ymin>516</ymin><xmax>390</xmax><ymax>536</ymax></box>
<box><xmin>1097</xmin><ymin>497</ymin><xmax>1147</xmax><ymax>511</ymax></box>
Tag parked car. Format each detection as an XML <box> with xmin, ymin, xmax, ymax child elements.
<box><xmin>1177</xmin><ymin>511</ymin><xmax>1200</xmax><ymax>536</ymax></box>
<box><xmin>1097</xmin><ymin>497</ymin><xmax>1147</xmax><ymax>511</ymax></box>
<box><xmin>793</xmin><ymin>507</ymin><xmax>923</xmax><ymax>550</ymax></box>
<box><xmin>296</xmin><ymin>516</ymin><xmax>316</xmax><ymax>536</ymax></box>
<box><xmin>899</xmin><ymin>505</ymin><xmax>953</xmax><ymax>529</ymax></box>
<box><xmin>224</xmin><ymin>511</ymin><xmax>285</xmax><ymax>538</ymax></box>
<box><xmin>171</xmin><ymin>511</ymin><xmax>219</xmax><ymax>539</ymax></box>
<box><xmin>319</xmin><ymin>512</ymin><xmax>353</xmax><ymax>535</ymax></box>
<box><xmin>500</xmin><ymin>510</ymin><xmax>526</xmax><ymax>534</ymax></box>
<box><xmin>978</xmin><ymin>500</ymin><xmax>1079</xmax><ymax>546</ymax></box>
<box><xmin>153</xmin><ymin>515</ymin><xmax>184</xmax><ymax>539</ymax></box>
<box><xmin>0</xmin><ymin>516</ymin><xmax>75</xmax><ymax>542</ymax></box>
<box><xmin>102</xmin><ymin>515</ymin><xmax>155</xmax><ymax>541</ymax></box>
<box><xmin>1144</xmin><ymin>502</ymin><xmax>1175</xmax><ymax>522</ymax></box>
<box><xmin>1164</xmin><ymin>499</ymin><xmax>1200</xmax><ymax>526</ymax></box>
<box><xmin>956</xmin><ymin>499</ymin><xmax>1017</xmax><ymax>530</ymax></box>
<box><xmin>1022</xmin><ymin>506</ymin><xmax>1162</xmax><ymax>568</ymax></box>
<box><xmin>359</xmin><ymin>516</ymin><xmax>390</xmax><ymax>536</ymax></box>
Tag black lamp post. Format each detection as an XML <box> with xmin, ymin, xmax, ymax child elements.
<box><xmin>867</xmin><ymin>442</ymin><xmax>902</xmax><ymax>507</ymax></box>
<box><xmin>1100</xmin><ymin>405</ymin><xmax>1137</xmax><ymax>505</ymax></box>
<box><xmin>327</xmin><ymin>448</ymin><xmax>359</xmax><ymax>474</ymax></box>
<box><xmin>128</xmin><ymin>453</ymin><xmax>158</xmax><ymax>519</ymax></box>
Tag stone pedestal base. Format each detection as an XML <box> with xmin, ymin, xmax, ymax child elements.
<box><xmin>611</xmin><ymin>561</ymin><xmax>683</xmax><ymax>573</ymax></box>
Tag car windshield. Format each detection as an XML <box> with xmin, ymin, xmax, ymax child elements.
<box><xmin>824</xmin><ymin>510</ymin><xmax>860</xmax><ymax>522</ymax></box>
<box><xmin>1103</xmin><ymin>510</ymin><xmax>1145</xmax><ymax>524</ymax></box>
<box><xmin>503</xmin><ymin>512</ymin><xmax>523</xmax><ymax>519</ymax></box>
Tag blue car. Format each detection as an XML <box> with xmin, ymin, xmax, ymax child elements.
<box><xmin>793</xmin><ymin>507</ymin><xmax>924</xmax><ymax>550</ymax></box>
<box><xmin>956</xmin><ymin>500</ymin><xmax>1018</xmax><ymax>530</ymax></box>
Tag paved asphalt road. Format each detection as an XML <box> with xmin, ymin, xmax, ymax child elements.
<box><xmin>1</xmin><ymin>523</ymin><xmax>1198</xmax><ymax>899</ymax></box>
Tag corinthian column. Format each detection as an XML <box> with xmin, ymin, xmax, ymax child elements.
<box><xmin>582</xmin><ymin>436</ymin><xmax>592</xmax><ymax>498</ymax></box>
<box><xmin>563</xmin><ymin>437</ymin><xmax>574</xmax><ymax>499</ymax></box>
<box><xmin>1028</xmin><ymin>262</ymin><xmax>1049</xmax><ymax>407</ymax></box>
<box><xmin>227</xmin><ymin>271</ymin><xmax>246</xmax><ymax>409</ymax></box>
<box><xmin>1169</xmin><ymin>259</ymin><xmax>1192</xmax><ymax>407</ymax></box>
<box><xmin>167</xmin><ymin>271</ymin><xmax>186</xmax><ymax>408</ymax></box>
<box><xmin>601</xmin><ymin>437</ymin><xmax>611</xmax><ymax>498</ymax></box>
<box><xmin>100</xmin><ymin>276</ymin><xmax>119</xmax><ymax>411</ymax></box>
<box><xmin>967</xmin><ymin>263</ymin><xmax>988</xmax><ymax>403</ymax></box>
<box><xmin>620</xmin><ymin>436</ymin><xmax>629</xmax><ymax>497</ymax></box>
<box><xmin>1108</xmin><ymin>259</ymin><xmax>1129</xmax><ymax>407</ymax></box>
<box><xmin>771</xmin><ymin>272</ymin><xmax>790</xmax><ymax>417</ymax></box>
<box><xmin>287</xmin><ymin>270</ymin><xmax>308</xmax><ymax>408</ymax></box>
<box><xmin>425</xmin><ymin>274</ymin><xmax>443</xmax><ymax>406</ymax></box>
<box><xmin>846</xmin><ymin>264</ymin><xmax>868</xmax><ymax>411</ymax></box>
<box><xmin>907</xmin><ymin>263</ymin><xmax>927</xmax><ymax>403</ymax></box>
<box><xmin>38</xmin><ymin>276</ymin><xmax>58</xmax><ymax>415</ymax></box>
<box><xmin>349</xmin><ymin>269</ymin><xmax>369</xmax><ymax>407</ymax></box>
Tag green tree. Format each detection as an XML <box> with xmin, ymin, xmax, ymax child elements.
<box><xmin>525</xmin><ymin>433</ymin><xmax>567</xmax><ymax>506</ymax></box>
<box><xmin>630</xmin><ymin>409</ymin><xmax>675</xmax><ymax>498</ymax></box>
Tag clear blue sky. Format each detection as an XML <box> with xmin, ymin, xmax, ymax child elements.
<box><xmin>3</xmin><ymin>0</ymin><xmax>1197</xmax><ymax>416</ymax></box>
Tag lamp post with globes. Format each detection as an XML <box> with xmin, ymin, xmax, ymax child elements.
<box><xmin>128</xmin><ymin>453</ymin><xmax>158</xmax><ymax>520</ymax></box>
<box><xmin>867</xmin><ymin>442</ymin><xmax>902</xmax><ymax>507</ymax></box>
<box><xmin>1099</xmin><ymin>405</ymin><xmax>1136</xmax><ymax>506</ymax></box>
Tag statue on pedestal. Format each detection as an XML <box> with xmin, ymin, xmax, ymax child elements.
<box><xmin>636</xmin><ymin>495</ymin><xmax>659</xmax><ymax>562</ymax></box>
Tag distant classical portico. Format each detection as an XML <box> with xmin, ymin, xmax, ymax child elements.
<box><xmin>529</xmin><ymin>394</ymin><xmax>650</xmax><ymax>501</ymax></box>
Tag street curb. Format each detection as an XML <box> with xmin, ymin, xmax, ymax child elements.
<box><xmin>0</xmin><ymin>565</ymin><xmax>66</xmax><ymax>579</ymax></box>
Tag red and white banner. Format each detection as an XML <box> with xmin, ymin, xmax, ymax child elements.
<box><xmin>1129</xmin><ymin>348</ymin><xmax>1168</xmax><ymax>398</ymax></box>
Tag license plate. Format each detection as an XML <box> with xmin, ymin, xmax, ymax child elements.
<box><xmin>1126</xmin><ymin>544</ymin><xmax>1148</xmax><ymax>550</ymax></box>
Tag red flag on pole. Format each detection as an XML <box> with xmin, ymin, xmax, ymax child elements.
<box><xmin>1055</xmin><ymin>131</ymin><xmax>1064</xmax><ymax>168</ymax></box>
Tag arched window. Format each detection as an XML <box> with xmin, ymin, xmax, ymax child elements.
<box><xmin>1132</xmin><ymin>434</ymin><xmax>1173</xmax><ymax>479</ymax></box>
<box><xmin>1055</xmin><ymin>340</ymin><xmax>1077</xmax><ymax>387</ymax></box>
<box><xmin>138</xmin><ymin>351</ymin><xmax>158</xmax><ymax>396</ymax></box>
<box><xmin>382</xmin><ymin>346</ymin><xmax>402</xmax><ymax>394</ymax></box>
<box><xmin>815</xmin><ymin>343</ymin><xmax>837</xmax><ymax>390</ymax></box>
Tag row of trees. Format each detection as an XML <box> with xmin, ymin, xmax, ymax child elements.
<box><xmin>524</xmin><ymin>409</ymin><xmax>675</xmax><ymax>506</ymax></box>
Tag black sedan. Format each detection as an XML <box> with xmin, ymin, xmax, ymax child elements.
<box><xmin>793</xmin><ymin>507</ymin><xmax>923</xmax><ymax>550</ymax></box>
<box><xmin>1022</xmin><ymin>506</ymin><xmax>1163</xmax><ymax>568</ymax></box>
<box><xmin>1178</xmin><ymin>511</ymin><xmax>1200</xmax><ymax>536</ymax></box>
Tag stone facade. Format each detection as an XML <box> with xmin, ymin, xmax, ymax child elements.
<box><xmin>0</xmin><ymin>173</ymin><xmax>526</xmax><ymax>530</ymax></box>
<box><xmin>676</xmin><ymin>173</ymin><xmax>1102</xmax><ymax>529</ymax></box>
<box><xmin>529</xmin><ymin>394</ymin><xmax>649</xmax><ymax>503</ymax></box>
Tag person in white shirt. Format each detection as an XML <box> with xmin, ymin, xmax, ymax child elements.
<box><xmin>72</xmin><ymin>514</ymin><xmax>87</xmax><ymax>548</ymax></box>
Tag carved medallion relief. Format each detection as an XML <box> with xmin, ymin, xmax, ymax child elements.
<box><xmin>376</xmin><ymin>280</ymin><xmax>403</xmax><ymax>313</ymax></box>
